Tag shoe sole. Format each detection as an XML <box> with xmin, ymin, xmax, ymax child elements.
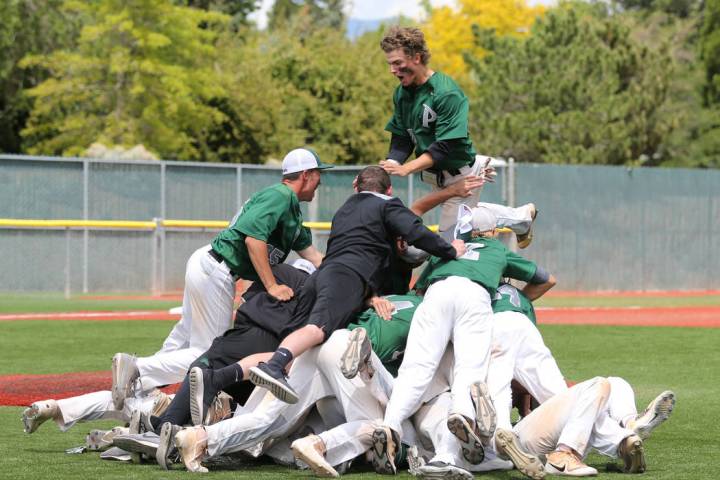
<box><xmin>622</xmin><ymin>438</ymin><xmax>646</xmax><ymax>473</ymax></box>
<box><xmin>113</xmin><ymin>436</ymin><xmax>158</xmax><ymax>459</ymax></box>
<box><xmin>635</xmin><ymin>391</ymin><xmax>675</xmax><ymax>440</ymax></box>
<box><xmin>471</xmin><ymin>382</ymin><xmax>497</xmax><ymax>439</ymax></box>
<box><xmin>86</xmin><ymin>429</ymin><xmax>111</xmax><ymax>451</ymax></box>
<box><xmin>157</xmin><ymin>422</ymin><xmax>176</xmax><ymax>471</ymax></box>
<box><xmin>111</xmin><ymin>353</ymin><xmax>135</xmax><ymax>410</ymax></box>
<box><xmin>418</xmin><ymin>464</ymin><xmax>474</xmax><ymax>480</ymax></box>
<box><xmin>291</xmin><ymin>441</ymin><xmax>339</xmax><ymax>477</ymax></box>
<box><xmin>341</xmin><ymin>328</ymin><xmax>370</xmax><ymax>379</ymax></box>
<box><xmin>371</xmin><ymin>428</ymin><xmax>397</xmax><ymax>475</ymax></box>
<box><xmin>189</xmin><ymin>367</ymin><xmax>205</xmax><ymax>426</ymax></box>
<box><xmin>22</xmin><ymin>404</ymin><xmax>40</xmax><ymax>434</ymax></box>
<box><xmin>516</xmin><ymin>205</ymin><xmax>537</xmax><ymax>249</ymax></box>
<box><xmin>447</xmin><ymin>414</ymin><xmax>485</xmax><ymax>464</ymax></box>
<box><xmin>249</xmin><ymin>367</ymin><xmax>299</xmax><ymax>404</ymax></box>
<box><xmin>495</xmin><ymin>429</ymin><xmax>545</xmax><ymax>479</ymax></box>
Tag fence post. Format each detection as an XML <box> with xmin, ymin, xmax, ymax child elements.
<box><xmin>236</xmin><ymin>165</ymin><xmax>243</xmax><ymax>211</ymax></box>
<box><xmin>82</xmin><ymin>159</ymin><xmax>89</xmax><ymax>293</ymax></box>
<box><xmin>152</xmin><ymin>218</ymin><xmax>162</xmax><ymax>295</ymax></box>
<box><xmin>65</xmin><ymin>228</ymin><xmax>71</xmax><ymax>299</ymax></box>
<box><xmin>508</xmin><ymin>157</ymin><xmax>516</xmax><ymax>207</ymax></box>
<box><xmin>408</xmin><ymin>173</ymin><xmax>414</xmax><ymax>206</ymax></box>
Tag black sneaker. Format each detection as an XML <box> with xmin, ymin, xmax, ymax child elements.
<box><xmin>249</xmin><ymin>362</ymin><xmax>299</xmax><ymax>404</ymax></box>
<box><xmin>189</xmin><ymin>367</ymin><xmax>221</xmax><ymax>426</ymax></box>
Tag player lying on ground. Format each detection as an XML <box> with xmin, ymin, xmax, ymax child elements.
<box><xmin>109</xmin><ymin>148</ymin><xmax>328</xmax><ymax>411</ymax></box>
<box><xmin>247</xmin><ymin>166</ymin><xmax>466</xmax><ymax>404</ymax></box>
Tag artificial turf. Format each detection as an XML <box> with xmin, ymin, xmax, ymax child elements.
<box><xmin>0</xmin><ymin>297</ymin><xmax>717</xmax><ymax>479</ymax></box>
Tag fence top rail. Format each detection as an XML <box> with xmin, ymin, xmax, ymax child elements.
<box><xmin>0</xmin><ymin>153</ymin><xmax>368</xmax><ymax>171</ymax></box>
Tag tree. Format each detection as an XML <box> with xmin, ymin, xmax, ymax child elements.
<box><xmin>174</xmin><ymin>0</ymin><xmax>259</xmax><ymax>28</ymax></box>
<box><xmin>422</xmin><ymin>0</ymin><xmax>545</xmax><ymax>81</ymax></box>
<box><xmin>465</xmin><ymin>3</ymin><xmax>674</xmax><ymax>165</ymax></box>
<box><xmin>268</xmin><ymin>0</ymin><xmax>345</xmax><ymax>32</ymax></box>
<box><xmin>701</xmin><ymin>0</ymin><xmax>720</xmax><ymax>105</ymax></box>
<box><xmin>20</xmin><ymin>0</ymin><xmax>229</xmax><ymax>160</ymax></box>
<box><xmin>0</xmin><ymin>0</ymin><xmax>80</xmax><ymax>153</ymax></box>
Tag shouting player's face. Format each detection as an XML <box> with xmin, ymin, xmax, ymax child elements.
<box><xmin>385</xmin><ymin>48</ymin><xmax>424</xmax><ymax>87</ymax></box>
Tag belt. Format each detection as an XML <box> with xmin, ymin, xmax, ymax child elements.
<box><xmin>208</xmin><ymin>249</ymin><xmax>240</xmax><ymax>281</ymax></box>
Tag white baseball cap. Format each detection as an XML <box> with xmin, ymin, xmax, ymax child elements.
<box><xmin>282</xmin><ymin>148</ymin><xmax>333</xmax><ymax>175</ymax></box>
<box><xmin>471</xmin><ymin>206</ymin><xmax>497</xmax><ymax>232</ymax></box>
<box><xmin>291</xmin><ymin>258</ymin><xmax>317</xmax><ymax>275</ymax></box>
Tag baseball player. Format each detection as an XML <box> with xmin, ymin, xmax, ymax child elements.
<box><xmin>371</xmin><ymin>205</ymin><xmax>555</xmax><ymax>474</ymax></box>
<box><xmin>378</xmin><ymin>26</ymin><xmax>536</xmax><ymax>246</ymax></box>
<box><xmin>247</xmin><ymin>166</ymin><xmax>466</xmax><ymax>404</ymax></box>
<box><xmin>110</xmin><ymin>148</ymin><xmax>330</xmax><ymax>410</ymax></box>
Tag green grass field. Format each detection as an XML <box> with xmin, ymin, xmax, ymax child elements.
<box><xmin>0</xmin><ymin>293</ymin><xmax>717</xmax><ymax>479</ymax></box>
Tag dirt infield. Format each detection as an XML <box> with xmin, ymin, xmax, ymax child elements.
<box><xmin>0</xmin><ymin>371</ymin><xmax>179</xmax><ymax>406</ymax></box>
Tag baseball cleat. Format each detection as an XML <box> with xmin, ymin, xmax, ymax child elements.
<box><xmin>406</xmin><ymin>445</ymin><xmax>426</xmax><ymax>476</ymax></box>
<box><xmin>100</xmin><ymin>446</ymin><xmax>133</xmax><ymax>462</ymax></box>
<box><xmin>113</xmin><ymin>432</ymin><xmax>160</xmax><ymax>459</ymax></box>
<box><xmin>150</xmin><ymin>391</ymin><xmax>172</xmax><ymax>417</ymax></box>
<box><xmin>86</xmin><ymin>429</ymin><xmax>115</xmax><ymax>451</ymax></box>
<box><xmin>128</xmin><ymin>409</ymin><xmax>154</xmax><ymax>463</ymax></box>
<box><xmin>189</xmin><ymin>367</ymin><xmax>221</xmax><ymax>426</ymax></box>
<box><xmin>544</xmin><ymin>450</ymin><xmax>598</xmax><ymax>476</ymax></box>
<box><xmin>516</xmin><ymin>203</ymin><xmax>537</xmax><ymax>249</ymax></box>
<box><xmin>205</xmin><ymin>392</ymin><xmax>234</xmax><ymax>425</ymax></box>
<box><xmin>495</xmin><ymin>428</ymin><xmax>545</xmax><ymax>479</ymax></box>
<box><xmin>341</xmin><ymin>327</ymin><xmax>373</xmax><ymax>379</ymax></box>
<box><xmin>157</xmin><ymin>422</ymin><xmax>182</xmax><ymax>470</ymax></box>
<box><xmin>470</xmin><ymin>381</ymin><xmax>497</xmax><ymax>440</ymax></box>
<box><xmin>111</xmin><ymin>353</ymin><xmax>139</xmax><ymax>410</ymax></box>
<box><xmin>446</xmin><ymin>413</ymin><xmax>485</xmax><ymax>464</ymax></box>
<box><xmin>417</xmin><ymin>460</ymin><xmax>474</xmax><ymax>479</ymax></box>
<box><xmin>175</xmin><ymin>427</ymin><xmax>209</xmax><ymax>473</ymax></box>
<box><xmin>249</xmin><ymin>363</ymin><xmax>299</xmax><ymax>404</ymax></box>
<box><xmin>291</xmin><ymin>434</ymin><xmax>339</xmax><ymax>477</ymax></box>
<box><xmin>371</xmin><ymin>425</ymin><xmax>399</xmax><ymax>475</ymax></box>
<box><xmin>629</xmin><ymin>390</ymin><xmax>675</xmax><ymax>440</ymax></box>
<box><xmin>21</xmin><ymin>399</ymin><xmax>59</xmax><ymax>434</ymax></box>
<box><xmin>618</xmin><ymin>434</ymin><xmax>645</xmax><ymax>473</ymax></box>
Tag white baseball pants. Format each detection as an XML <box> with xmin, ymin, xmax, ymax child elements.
<box><xmin>513</xmin><ymin>377</ymin><xmax>635</xmax><ymax>459</ymax></box>
<box><xmin>383</xmin><ymin>276</ymin><xmax>493</xmax><ymax>435</ymax></box>
<box><xmin>51</xmin><ymin>390</ymin><xmax>158</xmax><ymax>431</ymax></box>
<box><xmin>135</xmin><ymin>245</ymin><xmax>235</xmax><ymax>390</ymax></box>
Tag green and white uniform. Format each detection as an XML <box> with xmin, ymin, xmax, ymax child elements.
<box><xmin>212</xmin><ymin>183</ymin><xmax>312</xmax><ymax>281</ymax></box>
<box><xmin>492</xmin><ymin>282</ymin><xmax>537</xmax><ymax>324</ymax></box>
<box><xmin>386</xmin><ymin>72</ymin><xmax>481</xmax><ymax>232</ymax></box>
<box><xmin>347</xmin><ymin>294</ymin><xmax>421</xmax><ymax>376</ymax></box>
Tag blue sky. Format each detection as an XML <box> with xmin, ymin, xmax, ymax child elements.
<box><xmin>249</xmin><ymin>0</ymin><xmax>555</xmax><ymax>29</ymax></box>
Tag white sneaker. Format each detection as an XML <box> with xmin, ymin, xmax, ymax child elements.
<box><xmin>628</xmin><ymin>390</ymin><xmax>675</xmax><ymax>440</ymax></box>
<box><xmin>111</xmin><ymin>353</ymin><xmax>139</xmax><ymax>410</ymax></box>
<box><xmin>618</xmin><ymin>434</ymin><xmax>646</xmax><ymax>474</ymax></box>
<box><xmin>495</xmin><ymin>429</ymin><xmax>545</xmax><ymax>479</ymax></box>
<box><xmin>340</xmin><ymin>327</ymin><xmax>373</xmax><ymax>379</ymax></box>
<box><xmin>371</xmin><ymin>426</ymin><xmax>399</xmax><ymax>475</ymax></box>
<box><xmin>446</xmin><ymin>413</ymin><xmax>485</xmax><ymax>464</ymax></box>
<box><xmin>21</xmin><ymin>399</ymin><xmax>58</xmax><ymax>434</ymax></box>
<box><xmin>150</xmin><ymin>391</ymin><xmax>172</xmax><ymax>417</ymax></box>
<box><xmin>175</xmin><ymin>427</ymin><xmax>209</xmax><ymax>473</ymax></box>
<box><xmin>470</xmin><ymin>381</ymin><xmax>497</xmax><ymax>440</ymax></box>
<box><xmin>406</xmin><ymin>445</ymin><xmax>426</xmax><ymax>476</ymax></box>
<box><xmin>544</xmin><ymin>450</ymin><xmax>598</xmax><ymax>476</ymax></box>
<box><xmin>418</xmin><ymin>460</ymin><xmax>474</xmax><ymax>479</ymax></box>
<box><xmin>291</xmin><ymin>434</ymin><xmax>339</xmax><ymax>477</ymax></box>
<box><xmin>205</xmin><ymin>392</ymin><xmax>233</xmax><ymax>425</ymax></box>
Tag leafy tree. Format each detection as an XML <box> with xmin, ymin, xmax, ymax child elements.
<box><xmin>268</xmin><ymin>0</ymin><xmax>345</xmax><ymax>31</ymax></box>
<box><xmin>20</xmin><ymin>0</ymin><xmax>229</xmax><ymax>160</ymax></box>
<box><xmin>174</xmin><ymin>0</ymin><xmax>259</xmax><ymax>28</ymax></box>
<box><xmin>423</xmin><ymin>0</ymin><xmax>545</xmax><ymax>81</ymax></box>
<box><xmin>701</xmin><ymin>0</ymin><xmax>720</xmax><ymax>105</ymax></box>
<box><xmin>0</xmin><ymin>0</ymin><xmax>80</xmax><ymax>153</ymax></box>
<box><xmin>465</xmin><ymin>3</ymin><xmax>674</xmax><ymax>165</ymax></box>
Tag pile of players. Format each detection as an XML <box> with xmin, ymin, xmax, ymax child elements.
<box><xmin>21</xmin><ymin>26</ymin><xmax>675</xmax><ymax>480</ymax></box>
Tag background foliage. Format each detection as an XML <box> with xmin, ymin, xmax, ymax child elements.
<box><xmin>0</xmin><ymin>0</ymin><xmax>717</xmax><ymax>167</ymax></box>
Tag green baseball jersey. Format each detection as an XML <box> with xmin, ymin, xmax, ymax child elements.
<box><xmin>492</xmin><ymin>283</ymin><xmax>537</xmax><ymax>324</ymax></box>
<box><xmin>385</xmin><ymin>71</ymin><xmax>476</xmax><ymax>171</ymax></box>
<box><xmin>211</xmin><ymin>184</ymin><xmax>312</xmax><ymax>281</ymax></box>
<box><xmin>347</xmin><ymin>294</ymin><xmax>421</xmax><ymax>376</ymax></box>
<box><xmin>414</xmin><ymin>237</ymin><xmax>538</xmax><ymax>298</ymax></box>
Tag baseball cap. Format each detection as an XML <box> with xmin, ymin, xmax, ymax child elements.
<box><xmin>471</xmin><ymin>206</ymin><xmax>497</xmax><ymax>232</ymax></box>
<box><xmin>282</xmin><ymin>148</ymin><xmax>334</xmax><ymax>175</ymax></box>
<box><xmin>291</xmin><ymin>258</ymin><xmax>316</xmax><ymax>275</ymax></box>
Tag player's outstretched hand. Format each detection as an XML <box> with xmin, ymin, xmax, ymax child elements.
<box><xmin>268</xmin><ymin>284</ymin><xmax>294</xmax><ymax>302</ymax></box>
<box><xmin>449</xmin><ymin>176</ymin><xmax>484</xmax><ymax>197</ymax></box>
<box><xmin>381</xmin><ymin>159</ymin><xmax>408</xmax><ymax>177</ymax></box>
<box><xmin>482</xmin><ymin>166</ymin><xmax>497</xmax><ymax>183</ymax></box>
<box><xmin>451</xmin><ymin>239</ymin><xmax>466</xmax><ymax>258</ymax></box>
<box><xmin>370</xmin><ymin>296</ymin><xmax>394</xmax><ymax>321</ymax></box>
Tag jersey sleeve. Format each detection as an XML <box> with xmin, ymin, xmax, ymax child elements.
<box><xmin>292</xmin><ymin>225</ymin><xmax>313</xmax><ymax>251</ymax></box>
<box><xmin>434</xmin><ymin>91</ymin><xmax>470</xmax><ymax>141</ymax></box>
<box><xmin>385</xmin><ymin>88</ymin><xmax>410</xmax><ymax>136</ymax></box>
<box><xmin>503</xmin><ymin>250</ymin><xmax>538</xmax><ymax>283</ymax></box>
<box><xmin>383</xmin><ymin>199</ymin><xmax>456</xmax><ymax>260</ymax></box>
<box><xmin>232</xmin><ymin>188</ymin><xmax>288</xmax><ymax>242</ymax></box>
